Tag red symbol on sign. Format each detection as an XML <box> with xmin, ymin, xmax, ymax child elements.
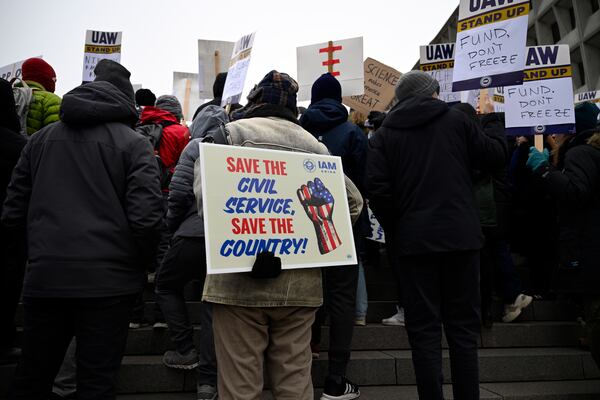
<box><xmin>319</xmin><ymin>41</ymin><xmax>343</xmax><ymax>77</ymax></box>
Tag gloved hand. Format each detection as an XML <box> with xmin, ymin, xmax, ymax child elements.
<box><xmin>526</xmin><ymin>147</ymin><xmax>549</xmax><ymax>172</ymax></box>
<box><xmin>367</xmin><ymin>111</ymin><xmax>386</xmax><ymax>131</ymax></box>
<box><xmin>249</xmin><ymin>251</ymin><xmax>281</xmax><ymax>279</ymax></box>
<box><xmin>297</xmin><ymin>178</ymin><xmax>341</xmax><ymax>255</ymax></box>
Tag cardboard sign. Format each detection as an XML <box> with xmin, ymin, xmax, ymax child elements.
<box><xmin>343</xmin><ymin>58</ymin><xmax>400</xmax><ymax>114</ymax></box>
<box><xmin>199</xmin><ymin>143</ymin><xmax>357</xmax><ymax>274</ymax></box>
<box><xmin>453</xmin><ymin>0</ymin><xmax>530</xmax><ymax>91</ymax></box>
<box><xmin>420</xmin><ymin>43</ymin><xmax>460</xmax><ymax>104</ymax></box>
<box><xmin>197</xmin><ymin>40</ymin><xmax>234</xmax><ymax>99</ymax></box>
<box><xmin>173</xmin><ymin>72</ymin><xmax>202</xmax><ymax>122</ymax></box>
<box><xmin>505</xmin><ymin>45</ymin><xmax>575</xmax><ymax>136</ymax></box>
<box><xmin>366</xmin><ymin>206</ymin><xmax>385</xmax><ymax>244</ymax></box>
<box><xmin>575</xmin><ymin>90</ymin><xmax>600</xmax><ymax>111</ymax></box>
<box><xmin>82</xmin><ymin>30</ymin><xmax>122</xmax><ymax>82</ymax></box>
<box><xmin>0</xmin><ymin>56</ymin><xmax>43</xmax><ymax>82</ymax></box>
<box><xmin>297</xmin><ymin>36</ymin><xmax>364</xmax><ymax>102</ymax></box>
<box><xmin>221</xmin><ymin>32</ymin><xmax>256</xmax><ymax>106</ymax></box>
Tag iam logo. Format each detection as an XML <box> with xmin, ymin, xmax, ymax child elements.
<box><xmin>303</xmin><ymin>159</ymin><xmax>316</xmax><ymax>173</ymax></box>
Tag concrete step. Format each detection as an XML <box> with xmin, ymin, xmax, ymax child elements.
<box><xmin>2</xmin><ymin>348</ymin><xmax>598</xmax><ymax>396</ymax></box>
<box><xmin>114</xmin><ymin>380</ymin><xmax>600</xmax><ymax>399</ymax></box>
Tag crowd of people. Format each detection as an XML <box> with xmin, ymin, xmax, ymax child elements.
<box><xmin>0</xmin><ymin>56</ymin><xmax>599</xmax><ymax>400</ymax></box>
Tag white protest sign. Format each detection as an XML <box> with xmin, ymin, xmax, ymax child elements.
<box><xmin>297</xmin><ymin>37</ymin><xmax>364</xmax><ymax>102</ymax></box>
<box><xmin>453</xmin><ymin>0</ymin><xmax>530</xmax><ymax>91</ymax></box>
<box><xmin>420</xmin><ymin>43</ymin><xmax>460</xmax><ymax>104</ymax></box>
<box><xmin>200</xmin><ymin>143</ymin><xmax>357</xmax><ymax>274</ymax></box>
<box><xmin>132</xmin><ymin>84</ymin><xmax>142</xmax><ymax>93</ymax></box>
<box><xmin>198</xmin><ymin>40</ymin><xmax>234</xmax><ymax>100</ymax></box>
<box><xmin>82</xmin><ymin>30</ymin><xmax>122</xmax><ymax>82</ymax></box>
<box><xmin>221</xmin><ymin>32</ymin><xmax>256</xmax><ymax>106</ymax></box>
<box><xmin>493</xmin><ymin>87</ymin><xmax>505</xmax><ymax>112</ymax></box>
<box><xmin>575</xmin><ymin>90</ymin><xmax>600</xmax><ymax>112</ymax></box>
<box><xmin>0</xmin><ymin>56</ymin><xmax>43</xmax><ymax>82</ymax></box>
<box><xmin>366</xmin><ymin>206</ymin><xmax>385</xmax><ymax>244</ymax></box>
<box><xmin>505</xmin><ymin>45</ymin><xmax>575</xmax><ymax>136</ymax></box>
<box><xmin>173</xmin><ymin>72</ymin><xmax>202</xmax><ymax>122</ymax></box>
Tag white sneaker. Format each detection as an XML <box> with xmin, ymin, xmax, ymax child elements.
<box><xmin>502</xmin><ymin>294</ymin><xmax>533</xmax><ymax>323</ymax></box>
<box><xmin>382</xmin><ymin>306</ymin><xmax>405</xmax><ymax>326</ymax></box>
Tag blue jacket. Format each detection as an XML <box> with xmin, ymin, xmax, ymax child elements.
<box><xmin>300</xmin><ymin>99</ymin><xmax>368</xmax><ymax>193</ymax></box>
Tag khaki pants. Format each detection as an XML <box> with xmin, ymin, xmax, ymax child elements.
<box><xmin>212</xmin><ymin>304</ymin><xmax>317</xmax><ymax>400</ymax></box>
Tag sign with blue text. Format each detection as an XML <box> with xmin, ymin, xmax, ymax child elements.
<box><xmin>505</xmin><ymin>45</ymin><xmax>575</xmax><ymax>136</ymax></box>
<box><xmin>199</xmin><ymin>143</ymin><xmax>357</xmax><ymax>274</ymax></box>
<box><xmin>453</xmin><ymin>0</ymin><xmax>530</xmax><ymax>91</ymax></box>
<box><xmin>82</xmin><ymin>30</ymin><xmax>122</xmax><ymax>82</ymax></box>
<box><xmin>0</xmin><ymin>56</ymin><xmax>43</xmax><ymax>82</ymax></box>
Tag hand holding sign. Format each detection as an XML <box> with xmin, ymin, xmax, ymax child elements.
<box><xmin>297</xmin><ymin>178</ymin><xmax>341</xmax><ymax>255</ymax></box>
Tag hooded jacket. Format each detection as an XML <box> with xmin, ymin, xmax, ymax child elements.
<box><xmin>367</xmin><ymin>95</ymin><xmax>507</xmax><ymax>256</ymax></box>
<box><xmin>138</xmin><ymin>106</ymin><xmax>190</xmax><ymax>174</ymax></box>
<box><xmin>1</xmin><ymin>81</ymin><xmax>164</xmax><ymax>298</ymax></box>
<box><xmin>18</xmin><ymin>80</ymin><xmax>62</xmax><ymax>135</ymax></box>
<box><xmin>167</xmin><ymin>105</ymin><xmax>229</xmax><ymax>238</ymax></box>
<box><xmin>300</xmin><ymin>99</ymin><xmax>367</xmax><ymax>192</ymax></box>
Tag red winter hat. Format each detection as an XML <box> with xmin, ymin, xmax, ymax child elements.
<box><xmin>22</xmin><ymin>58</ymin><xmax>56</xmax><ymax>93</ymax></box>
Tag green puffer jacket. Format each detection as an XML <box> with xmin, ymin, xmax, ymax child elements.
<box><xmin>24</xmin><ymin>81</ymin><xmax>61</xmax><ymax>135</ymax></box>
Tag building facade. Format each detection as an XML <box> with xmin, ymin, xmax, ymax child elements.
<box><xmin>421</xmin><ymin>0</ymin><xmax>600</xmax><ymax>94</ymax></box>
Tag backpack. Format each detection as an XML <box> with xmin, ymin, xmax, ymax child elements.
<box><xmin>12</xmin><ymin>78</ymin><xmax>35</xmax><ymax>137</ymax></box>
<box><xmin>135</xmin><ymin>121</ymin><xmax>176</xmax><ymax>189</ymax></box>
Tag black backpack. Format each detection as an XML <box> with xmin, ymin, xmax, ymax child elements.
<box><xmin>135</xmin><ymin>121</ymin><xmax>176</xmax><ymax>189</ymax></box>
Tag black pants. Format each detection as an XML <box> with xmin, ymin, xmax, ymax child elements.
<box><xmin>155</xmin><ymin>236</ymin><xmax>216</xmax><ymax>386</ymax></box>
<box><xmin>0</xmin><ymin>227</ymin><xmax>26</xmax><ymax>350</ymax></box>
<box><xmin>311</xmin><ymin>264</ymin><xmax>358</xmax><ymax>376</ymax></box>
<box><xmin>396</xmin><ymin>251</ymin><xmax>481</xmax><ymax>400</ymax></box>
<box><xmin>10</xmin><ymin>295</ymin><xmax>135</xmax><ymax>400</ymax></box>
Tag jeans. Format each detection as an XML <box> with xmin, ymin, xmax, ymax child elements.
<box><xmin>396</xmin><ymin>251</ymin><xmax>481</xmax><ymax>400</ymax></box>
<box><xmin>155</xmin><ymin>236</ymin><xmax>216</xmax><ymax>386</ymax></box>
<box><xmin>311</xmin><ymin>264</ymin><xmax>359</xmax><ymax>376</ymax></box>
<box><xmin>11</xmin><ymin>295</ymin><xmax>135</xmax><ymax>400</ymax></box>
<box><xmin>355</xmin><ymin>261</ymin><xmax>368</xmax><ymax>318</ymax></box>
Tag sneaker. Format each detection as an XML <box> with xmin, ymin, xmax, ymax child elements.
<box><xmin>311</xmin><ymin>342</ymin><xmax>320</xmax><ymax>359</ymax></box>
<box><xmin>162</xmin><ymin>348</ymin><xmax>199</xmax><ymax>370</ymax></box>
<box><xmin>354</xmin><ymin>316</ymin><xmax>366</xmax><ymax>326</ymax></box>
<box><xmin>129</xmin><ymin>320</ymin><xmax>151</xmax><ymax>329</ymax></box>
<box><xmin>502</xmin><ymin>294</ymin><xmax>533</xmax><ymax>323</ymax></box>
<box><xmin>196</xmin><ymin>383</ymin><xmax>217</xmax><ymax>400</ymax></box>
<box><xmin>321</xmin><ymin>375</ymin><xmax>360</xmax><ymax>400</ymax></box>
<box><xmin>153</xmin><ymin>321</ymin><xmax>168</xmax><ymax>329</ymax></box>
<box><xmin>382</xmin><ymin>306</ymin><xmax>405</xmax><ymax>326</ymax></box>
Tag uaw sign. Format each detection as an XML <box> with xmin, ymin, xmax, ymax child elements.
<box><xmin>420</xmin><ymin>43</ymin><xmax>460</xmax><ymax>104</ymax></box>
<box><xmin>505</xmin><ymin>45</ymin><xmax>575</xmax><ymax>136</ymax></box>
<box><xmin>453</xmin><ymin>0</ymin><xmax>530</xmax><ymax>91</ymax></box>
<box><xmin>82</xmin><ymin>30</ymin><xmax>122</xmax><ymax>82</ymax></box>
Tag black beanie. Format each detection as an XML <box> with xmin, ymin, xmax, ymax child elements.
<box><xmin>94</xmin><ymin>59</ymin><xmax>134</xmax><ymax>100</ymax></box>
<box><xmin>213</xmin><ymin>72</ymin><xmax>227</xmax><ymax>98</ymax></box>
<box><xmin>135</xmin><ymin>88</ymin><xmax>156</xmax><ymax>107</ymax></box>
<box><xmin>311</xmin><ymin>73</ymin><xmax>342</xmax><ymax>104</ymax></box>
<box><xmin>575</xmin><ymin>102</ymin><xmax>600</xmax><ymax>134</ymax></box>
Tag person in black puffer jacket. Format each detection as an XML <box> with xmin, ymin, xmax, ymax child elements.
<box><xmin>2</xmin><ymin>60</ymin><xmax>164</xmax><ymax>399</ymax></box>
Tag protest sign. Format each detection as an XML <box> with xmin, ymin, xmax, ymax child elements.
<box><xmin>493</xmin><ymin>86</ymin><xmax>505</xmax><ymax>112</ymax></box>
<box><xmin>199</xmin><ymin>143</ymin><xmax>357</xmax><ymax>274</ymax></box>
<box><xmin>461</xmin><ymin>87</ymin><xmax>505</xmax><ymax>112</ymax></box>
<box><xmin>221</xmin><ymin>32</ymin><xmax>256</xmax><ymax>106</ymax></box>
<box><xmin>297</xmin><ymin>36</ymin><xmax>364</xmax><ymax>102</ymax></box>
<box><xmin>132</xmin><ymin>84</ymin><xmax>142</xmax><ymax>93</ymax></box>
<box><xmin>82</xmin><ymin>30</ymin><xmax>122</xmax><ymax>82</ymax></box>
<box><xmin>420</xmin><ymin>43</ymin><xmax>460</xmax><ymax>104</ymax></box>
<box><xmin>505</xmin><ymin>45</ymin><xmax>575</xmax><ymax>136</ymax></box>
<box><xmin>173</xmin><ymin>72</ymin><xmax>201</xmax><ymax>122</ymax></box>
<box><xmin>366</xmin><ymin>206</ymin><xmax>385</xmax><ymax>244</ymax></box>
<box><xmin>575</xmin><ymin>90</ymin><xmax>600</xmax><ymax>111</ymax></box>
<box><xmin>198</xmin><ymin>40</ymin><xmax>234</xmax><ymax>100</ymax></box>
<box><xmin>453</xmin><ymin>0</ymin><xmax>530</xmax><ymax>91</ymax></box>
<box><xmin>343</xmin><ymin>58</ymin><xmax>400</xmax><ymax>114</ymax></box>
<box><xmin>0</xmin><ymin>56</ymin><xmax>43</xmax><ymax>82</ymax></box>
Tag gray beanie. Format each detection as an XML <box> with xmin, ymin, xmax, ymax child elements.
<box><xmin>395</xmin><ymin>70</ymin><xmax>440</xmax><ymax>100</ymax></box>
<box><xmin>155</xmin><ymin>95</ymin><xmax>183</xmax><ymax>120</ymax></box>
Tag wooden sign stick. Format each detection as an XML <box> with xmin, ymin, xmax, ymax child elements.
<box><xmin>534</xmin><ymin>134</ymin><xmax>544</xmax><ymax>152</ymax></box>
<box><xmin>214</xmin><ymin>50</ymin><xmax>220</xmax><ymax>77</ymax></box>
<box><xmin>183</xmin><ymin>78</ymin><xmax>192</xmax><ymax>122</ymax></box>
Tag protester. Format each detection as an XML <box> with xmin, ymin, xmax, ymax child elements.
<box><xmin>2</xmin><ymin>59</ymin><xmax>164</xmax><ymax>399</ymax></box>
<box><xmin>299</xmin><ymin>72</ymin><xmax>367</xmax><ymax>397</ymax></box>
<box><xmin>191</xmin><ymin>72</ymin><xmax>242</xmax><ymax>120</ymax></box>
<box><xmin>17</xmin><ymin>58</ymin><xmax>62</xmax><ymax>135</ymax></box>
<box><xmin>135</xmin><ymin>88</ymin><xmax>156</xmax><ymax>108</ymax></box>
<box><xmin>367</xmin><ymin>70</ymin><xmax>507</xmax><ymax>400</ymax></box>
<box><xmin>526</xmin><ymin>123</ymin><xmax>600</xmax><ymax>369</ymax></box>
<box><xmin>0</xmin><ymin>78</ymin><xmax>27</xmax><ymax>364</ymax></box>
<box><xmin>155</xmin><ymin>105</ymin><xmax>229</xmax><ymax>400</ymax></box>
<box><xmin>193</xmin><ymin>70</ymin><xmax>364</xmax><ymax>400</ymax></box>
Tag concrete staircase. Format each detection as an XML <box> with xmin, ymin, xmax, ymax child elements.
<box><xmin>2</xmin><ymin>264</ymin><xmax>600</xmax><ymax>399</ymax></box>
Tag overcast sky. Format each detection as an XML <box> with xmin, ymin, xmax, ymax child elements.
<box><xmin>0</xmin><ymin>0</ymin><xmax>457</xmax><ymax>100</ymax></box>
